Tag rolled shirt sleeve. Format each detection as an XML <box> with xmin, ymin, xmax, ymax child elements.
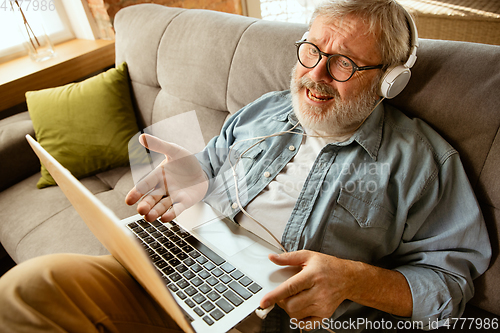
<box><xmin>394</xmin><ymin>152</ymin><xmax>491</xmax><ymax>327</ymax></box>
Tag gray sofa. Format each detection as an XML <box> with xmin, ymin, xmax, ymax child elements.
<box><xmin>0</xmin><ymin>3</ymin><xmax>499</xmax><ymax>326</ymax></box>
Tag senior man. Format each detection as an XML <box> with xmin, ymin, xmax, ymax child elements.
<box><xmin>0</xmin><ymin>0</ymin><xmax>491</xmax><ymax>332</ymax></box>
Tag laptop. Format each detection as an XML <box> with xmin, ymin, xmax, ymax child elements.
<box><xmin>26</xmin><ymin>134</ymin><xmax>298</xmax><ymax>333</ymax></box>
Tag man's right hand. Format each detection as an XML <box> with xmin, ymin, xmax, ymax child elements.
<box><xmin>125</xmin><ymin>134</ymin><xmax>209</xmax><ymax>222</ymax></box>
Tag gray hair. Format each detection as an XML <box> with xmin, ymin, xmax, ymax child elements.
<box><xmin>310</xmin><ymin>0</ymin><xmax>412</xmax><ymax>69</ymax></box>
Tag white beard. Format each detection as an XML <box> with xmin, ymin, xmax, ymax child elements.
<box><xmin>290</xmin><ymin>65</ymin><xmax>379</xmax><ymax>135</ymax></box>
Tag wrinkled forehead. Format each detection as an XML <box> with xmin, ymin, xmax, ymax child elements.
<box><xmin>310</xmin><ymin>14</ymin><xmax>382</xmax><ymax>64</ymax></box>
<box><xmin>311</xmin><ymin>12</ymin><xmax>380</xmax><ymax>40</ymax></box>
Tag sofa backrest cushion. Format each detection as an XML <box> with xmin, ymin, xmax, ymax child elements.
<box><xmin>115</xmin><ymin>5</ymin><xmax>306</xmax><ymax>146</ymax></box>
<box><xmin>114</xmin><ymin>4</ymin><xmax>500</xmax><ymax>316</ymax></box>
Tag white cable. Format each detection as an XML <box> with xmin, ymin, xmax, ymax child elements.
<box><xmin>228</xmin><ymin>122</ymin><xmax>302</xmax><ymax>253</ymax></box>
<box><xmin>229</xmin><ymin>98</ymin><xmax>384</xmax><ymax>329</ymax></box>
<box><xmin>228</xmin><ymin>97</ymin><xmax>385</xmax><ymax>252</ymax></box>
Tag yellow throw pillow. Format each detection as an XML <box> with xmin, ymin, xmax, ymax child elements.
<box><xmin>27</xmin><ymin>62</ymin><xmax>139</xmax><ymax>188</ymax></box>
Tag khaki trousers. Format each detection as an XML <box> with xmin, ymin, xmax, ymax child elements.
<box><xmin>0</xmin><ymin>253</ymin><xmax>183</xmax><ymax>333</ymax></box>
<box><xmin>0</xmin><ymin>253</ymin><xmax>262</xmax><ymax>332</ymax></box>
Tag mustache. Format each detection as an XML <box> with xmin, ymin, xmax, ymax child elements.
<box><xmin>295</xmin><ymin>74</ymin><xmax>340</xmax><ymax>98</ymax></box>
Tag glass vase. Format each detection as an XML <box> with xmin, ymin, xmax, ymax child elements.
<box><xmin>11</xmin><ymin>3</ymin><xmax>55</xmax><ymax>62</ymax></box>
<box><xmin>22</xmin><ymin>23</ymin><xmax>55</xmax><ymax>62</ymax></box>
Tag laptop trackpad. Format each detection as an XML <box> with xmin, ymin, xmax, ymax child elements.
<box><xmin>192</xmin><ymin>219</ymin><xmax>261</xmax><ymax>257</ymax></box>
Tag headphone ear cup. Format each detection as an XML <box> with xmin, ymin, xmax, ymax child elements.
<box><xmin>378</xmin><ymin>65</ymin><xmax>412</xmax><ymax>99</ymax></box>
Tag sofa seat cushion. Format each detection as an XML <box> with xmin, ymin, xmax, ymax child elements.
<box><xmin>0</xmin><ymin>167</ymin><xmax>138</xmax><ymax>263</ymax></box>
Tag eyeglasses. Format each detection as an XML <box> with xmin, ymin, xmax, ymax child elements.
<box><xmin>295</xmin><ymin>41</ymin><xmax>384</xmax><ymax>82</ymax></box>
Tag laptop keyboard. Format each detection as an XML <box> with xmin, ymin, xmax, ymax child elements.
<box><xmin>127</xmin><ymin>218</ymin><xmax>263</xmax><ymax>326</ymax></box>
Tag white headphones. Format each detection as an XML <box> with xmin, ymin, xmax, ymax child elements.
<box><xmin>378</xmin><ymin>4</ymin><xmax>419</xmax><ymax>99</ymax></box>
<box><xmin>300</xmin><ymin>3</ymin><xmax>418</xmax><ymax>99</ymax></box>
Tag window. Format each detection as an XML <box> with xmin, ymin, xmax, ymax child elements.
<box><xmin>0</xmin><ymin>0</ymin><xmax>74</xmax><ymax>61</ymax></box>
<box><xmin>248</xmin><ymin>0</ymin><xmax>322</xmax><ymax>24</ymax></box>
<box><xmin>244</xmin><ymin>0</ymin><xmax>323</xmax><ymax>24</ymax></box>
<box><xmin>259</xmin><ymin>0</ymin><xmax>315</xmax><ymax>23</ymax></box>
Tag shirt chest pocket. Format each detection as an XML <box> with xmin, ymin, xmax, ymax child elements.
<box><xmin>234</xmin><ymin>145</ymin><xmax>265</xmax><ymax>188</ymax></box>
<box><xmin>209</xmin><ymin>145</ymin><xmax>264</xmax><ymax>198</ymax></box>
<box><xmin>336</xmin><ymin>190</ymin><xmax>393</xmax><ymax>229</ymax></box>
<box><xmin>239</xmin><ymin>145</ymin><xmax>264</xmax><ymax>173</ymax></box>
<box><xmin>320</xmin><ymin>189</ymin><xmax>395</xmax><ymax>262</ymax></box>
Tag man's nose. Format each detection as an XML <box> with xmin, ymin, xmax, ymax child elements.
<box><xmin>308</xmin><ymin>57</ymin><xmax>334</xmax><ymax>84</ymax></box>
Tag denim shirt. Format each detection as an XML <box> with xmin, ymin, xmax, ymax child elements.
<box><xmin>196</xmin><ymin>90</ymin><xmax>491</xmax><ymax>332</ymax></box>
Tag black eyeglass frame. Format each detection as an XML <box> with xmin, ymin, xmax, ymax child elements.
<box><xmin>295</xmin><ymin>40</ymin><xmax>384</xmax><ymax>82</ymax></box>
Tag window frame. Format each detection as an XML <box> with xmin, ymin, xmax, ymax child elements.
<box><xmin>0</xmin><ymin>0</ymin><xmax>99</xmax><ymax>63</ymax></box>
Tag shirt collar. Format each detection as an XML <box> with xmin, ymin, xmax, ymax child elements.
<box><xmin>345</xmin><ymin>101</ymin><xmax>384</xmax><ymax>161</ymax></box>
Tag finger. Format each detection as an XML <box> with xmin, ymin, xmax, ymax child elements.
<box><xmin>125</xmin><ymin>183</ymin><xmax>160</xmax><ymax>206</ymax></box>
<box><xmin>268</xmin><ymin>250</ymin><xmax>311</xmax><ymax>266</ymax></box>
<box><xmin>133</xmin><ymin>187</ymin><xmax>166</xmax><ymax>215</ymax></box>
<box><xmin>126</xmin><ymin>167</ymin><xmax>165</xmax><ymax>205</ymax></box>
<box><xmin>125</xmin><ymin>186</ymin><xmax>142</xmax><ymax>206</ymax></box>
<box><xmin>139</xmin><ymin>134</ymin><xmax>190</xmax><ymax>160</ymax></box>
<box><xmin>160</xmin><ymin>209</ymin><xmax>176</xmax><ymax>223</ymax></box>
<box><xmin>144</xmin><ymin>195</ymin><xmax>174</xmax><ymax>222</ymax></box>
<box><xmin>160</xmin><ymin>203</ymin><xmax>179</xmax><ymax>222</ymax></box>
<box><xmin>278</xmin><ymin>288</ymin><xmax>316</xmax><ymax>318</ymax></box>
<box><xmin>160</xmin><ymin>194</ymin><xmax>190</xmax><ymax>222</ymax></box>
<box><xmin>279</xmin><ymin>289</ymin><xmax>332</xmax><ymax>323</ymax></box>
<box><xmin>260</xmin><ymin>270</ymin><xmax>313</xmax><ymax>309</ymax></box>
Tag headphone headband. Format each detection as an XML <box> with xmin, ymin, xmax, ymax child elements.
<box><xmin>401</xmin><ymin>2</ymin><xmax>418</xmax><ymax>69</ymax></box>
<box><xmin>377</xmin><ymin>1</ymin><xmax>418</xmax><ymax>98</ymax></box>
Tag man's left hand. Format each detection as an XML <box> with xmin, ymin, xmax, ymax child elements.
<box><xmin>259</xmin><ymin>250</ymin><xmax>354</xmax><ymax>327</ymax></box>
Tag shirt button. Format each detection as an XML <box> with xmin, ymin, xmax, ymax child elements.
<box><xmin>263</xmin><ymin>171</ymin><xmax>271</xmax><ymax>178</ymax></box>
<box><xmin>288</xmin><ymin>145</ymin><xmax>296</xmax><ymax>151</ymax></box>
<box><xmin>231</xmin><ymin>202</ymin><xmax>238</xmax><ymax>209</ymax></box>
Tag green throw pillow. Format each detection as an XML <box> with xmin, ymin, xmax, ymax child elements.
<box><xmin>27</xmin><ymin>62</ymin><xmax>139</xmax><ymax>189</ymax></box>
